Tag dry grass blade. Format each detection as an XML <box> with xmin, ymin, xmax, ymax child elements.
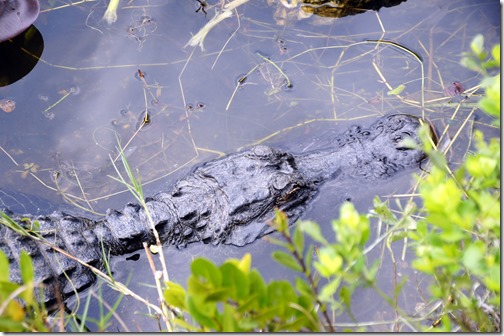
<box><xmin>185</xmin><ymin>0</ymin><xmax>250</xmax><ymax>51</ymax></box>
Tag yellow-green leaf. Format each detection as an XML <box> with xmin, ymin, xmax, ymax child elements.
<box><xmin>387</xmin><ymin>84</ymin><xmax>406</xmax><ymax>95</ymax></box>
<box><xmin>19</xmin><ymin>251</ymin><xmax>34</xmax><ymax>305</ymax></box>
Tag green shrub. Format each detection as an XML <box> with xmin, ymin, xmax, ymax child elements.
<box><xmin>164</xmin><ymin>35</ymin><xmax>500</xmax><ymax>332</ymax></box>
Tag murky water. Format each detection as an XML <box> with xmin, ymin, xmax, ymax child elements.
<box><xmin>0</xmin><ymin>0</ymin><xmax>499</xmax><ymax>332</ymax></box>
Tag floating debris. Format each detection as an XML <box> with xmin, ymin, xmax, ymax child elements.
<box><xmin>135</xmin><ymin>109</ymin><xmax>154</xmax><ymax>131</ymax></box>
<box><xmin>444</xmin><ymin>81</ymin><xmax>465</xmax><ymax>97</ymax></box>
<box><xmin>185</xmin><ymin>102</ymin><xmax>206</xmax><ymax>112</ymax></box>
<box><xmin>103</xmin><ymin>0</ymin><xmax>120</xmax><ymax>25</ymax></box>
<box><xmin>0</xmin><ymin>98</ymin><xmax>15</xmax><ymax>112</ymax></box>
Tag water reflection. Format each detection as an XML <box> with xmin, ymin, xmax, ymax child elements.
<box><xmin>0</xmin><ymin>0</ymin><xmax>500</xmax><ymax>331</ymax></box>
<box><xmin>0</xmin><ymin>25</ymin><xmax>44</xmax><ymax>87</ymax></box>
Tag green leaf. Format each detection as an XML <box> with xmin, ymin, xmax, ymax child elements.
<box><xmin>222</xmin><ymin>303</ymin><xmax>238</xmax><ymax>332</ymax></box>
<box><xmin>387</xmin><ymin>84</ymin><xmax>406</xmax><ymax>96</ymax></box>
<box><xmin>438</xmin><ymin>227</ymin><xmax>467</xmax><ymax>243</ymax></box>
<box><xmin>470</xmin><ymin>34</ymin><xmax>484</xmax><ymax>58</ymax></box>
<box><xmin>388</xmin><ymin>231</ymin><xmax>408</xmax><ymax>243</ymax></box>
<box><xmin>191</xmin><ymin>258</ymin><xmax>222</xmax><ymax>287</ymax></box>
<box><xmin>362</xmin><ymin>260</ymin><xmax>380</xmax><ymax>283</ymax></box>
<box><xmin>0</xmin><ymin>281</ymin><xmax>22</xmax><ymax>298</ymax></box>
<box><xmin>173</xmin><ymin>317</ymin><xmax>199</xmax><ymax>332</ymax></box>
<box><xmin>236</xmin><ymin>253</ymin><xmax>251</xmax><ymax>274</ymax></box>
<box><xmin>319</xmin><ymin>278</ymin><xmax>340</xmax><ymax>303</ymax></box>
<box><xmin>237</xmin><ymin>318</ymin><xmax>260</xmax><ymax>330</ymax></box>
<box><xmin>19</xmin><ymin>251</ymin><xmax>34</xmax><ymax>305</ymax></box>
<box><xmin>164</xmin><ymin>281</ymin><xmax>187</xmax><ymax>309</ymax></box>
<box><xmin>314</xmin><ymin>247</ymin><xmax>342</xmax><ymax>278</ymax></box>
<box><xmin>338</xmin><ymin>202</ymin><xmax>361</xmax><ymax>229</ymax></box>
<box><xmin>298</xmin><ymin>220</ymin><xmax>328</xmax><ymax>245</ymax></box>
<box><xmin>263</xmin><ymin>236</ymin><xmax>291</xmax><ymax>250</ymax></box>
<box><xmin>293</xmin><ymin>227</ymin><xmax>304</xmax><ymax>255</ymax></box>
<box><xmin>272</xmin><ymin>250</ymin><xmax>303</xmax><ymax>272</ymax></box>
<box><xmin>0</xmin><ymin>250</ymin><xmax>9</xmax><ymax>282</ymax></box>
<box><xmin>188</xmin><ymin>275</ymin><xmax>211</xmax><ymax>296</ymax></box>
<box><xmin>221</xmin><ymin>262</ymin><xmax>249</xmax><ymax>300</ymax></box>
<box><xmin>273</xmin><ymin>210</ymin><xmax>289</xmax><ymax>234</ymax></box>
<box><xmin>305</xmin><ymin>245</ymin><xmax>314</xmax><ymax>277</ymax></box>
<box><xmin>235</xmin><ymin>293</ymin><xmax>259</xmax><ymax>314</ymax></box>
<box><xmin>205</xmin><ymin>288</ymin><xmax>230</xmax><ymax>302</ymax></box>
<box><xmin>295</xmin><ymin>277</ymin><xmax>313</xmax><ymax>298</ymax></box>
<box><xmin>0</xmin><ymin>212</ymin><xmax>29</xmax><ymax>236</ymax></box>
<box><xmin>187</xmin><ymin>296</ymin><xmax>218</xmax><ymax>330</ymax></box>
<box><xmin>427</xmin><ymin>150</ymin><xmax>448</xmax><ymax>172</ymax></box>
<box><xmin>0</xmin><ymin>315</ymin><xmax>24</xmax><ymax>332</ymax></box>
<box><xmin>339</xmin><ymin>285</ymin><xmax>352</xmax><ymax>310</ymax></box>
<box><xmin>466</xmin><ymin>154</ymin><xmax>498</xmax><ymax>178</ymax></box>
<box><xmin>462</xmin><ymin>242</ymin><xmax>485</xmax><ymax>274</ymax></box>
<box><xmin>267</xmin><ymin>281</ymin><xmax>296</xmax><ymax>319</ymax></box>
<box><xmin>491</xmin><ymin>44</ymin><xmax>500</xmax><ymax>64</ymax></box>
<box><xmin>280</xmin><ymin>316</ymin><xmax>312</xmax><ymax>332</ymax></box>
<box><xmin>248</xmin><ymin>270</ymin><xmax>267</xmax><ymax>307</ymax></box>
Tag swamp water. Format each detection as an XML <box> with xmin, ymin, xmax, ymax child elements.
<box><xmin>0</xmin><ymin>0</ymin><xmax>500</xmax><ymax>331</ymax></box>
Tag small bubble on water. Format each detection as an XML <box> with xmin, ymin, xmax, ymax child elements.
<box><xmin>196</xmin><ymin>102</ymin><xmax>206</xmax><ymax>110</ymax></box>
<box><xmin>140</xmin><ymin>15</ymin><xmax>152</xmax><ymax>24</ymax></box>
<box><xmin>70</xmin><ymin>86</ymin><xmax>80</xmax><ymax>95</ymax></box>
<box><xmin>43</xmin><ymin>111</ymin><xmax>55</xmax><ymax>120</ymax></box>
<box><xmin>185</xmin><ymin>103</ymin><xmax>194</xmax><ymax>112</ymax></box>
<box><xmin>282</xmin><ymin>81</ymin><xmax>294</xmax><ymax>91</ymax></box>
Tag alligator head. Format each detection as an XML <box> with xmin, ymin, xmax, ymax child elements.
<box><xmin>294</xmin><ymin>114</ymin><xmax>432</xmax><ymax>183</ymax></box>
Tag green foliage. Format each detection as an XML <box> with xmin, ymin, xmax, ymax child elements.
<box><xmin>461</xmin><ymin>34</ymin><xmax>500</xmax><ymax>124</ymax></box>
<box><xmin>299</xmin><ymin>202</ymin><xmax>376</xmax><ymax>308</ymax></box>
<box><xmin>405</xmin><ymin>35</ymin><xmax>500</xmax><ymax>331</ymax></box>
<box><xmin>0</xmin><ymin>250</ymin><xmax>50</xmax><ymax>332</ymax></box>
<box><xmin>408</xmin><ymin>133</ymin><xmax>500</xmax><ymax>330</ymax></box>
<box><xmin>163</xmin><ymin>252</ymin><xmax>319</xmax><ymax>332</ymax></box>
<box><xmin>165</xmin><ymin>36</ymin><xmax>500</xmax><ymax>332</ymax></box>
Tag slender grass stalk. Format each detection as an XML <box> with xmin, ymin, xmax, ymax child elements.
<box><xmin>107</xmin><ymin>140</ymin><xmax>174</xmax><ymax>331</ymax></box>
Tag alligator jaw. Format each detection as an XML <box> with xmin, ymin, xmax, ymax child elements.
<box><xmin>295</xmin><ymin>114</ymin><xmax>427</xmax><ymax>183</ymax></box>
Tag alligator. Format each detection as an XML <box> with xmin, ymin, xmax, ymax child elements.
<box><xmin>0</xmin><ymin>114</ymin><xmax>432</xmax><ymax>310</ymax></box>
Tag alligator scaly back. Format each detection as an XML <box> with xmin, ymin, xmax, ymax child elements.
<box><xmin>0</xmin><ymin>114</ymin><xmax>431</xmax><ymax>309</ymax></box>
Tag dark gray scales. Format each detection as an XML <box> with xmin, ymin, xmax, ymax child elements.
<box><xmin>0</xmin><ymin>114</ymin><xmax>431</xmax><ymax>309</ymax></box>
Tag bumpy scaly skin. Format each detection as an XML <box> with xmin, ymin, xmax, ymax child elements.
<box><xmin>299</xmin><ymin>0</ymin><xmax>408</xmax><ymax>18</ymax></box>
<box><xmin>0</xmin><ymin>114</ymin><xmax>429</xmax><ymax>308</ymax></box>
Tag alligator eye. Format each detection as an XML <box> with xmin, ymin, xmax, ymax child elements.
<box><xmin>395</xmin><ymin>137</ymin><xmax>417</xmax><ymax>151</ymax></box>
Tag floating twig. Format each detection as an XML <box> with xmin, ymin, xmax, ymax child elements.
<box><xmin>185</xmin><ymin>0</ymin><xmax>250</xmax><ymax>51</ymax></box>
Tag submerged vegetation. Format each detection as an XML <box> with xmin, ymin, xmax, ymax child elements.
<box><xmin>0</xmin><ymin>33</ymin><xmax>499</xmax><ymax>331</ymax></box>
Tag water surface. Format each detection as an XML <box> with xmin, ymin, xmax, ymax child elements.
<box><xmin>0</xmin><ymin>0</ymin><xmax>499</xmax><ymax>331</ymax></box>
